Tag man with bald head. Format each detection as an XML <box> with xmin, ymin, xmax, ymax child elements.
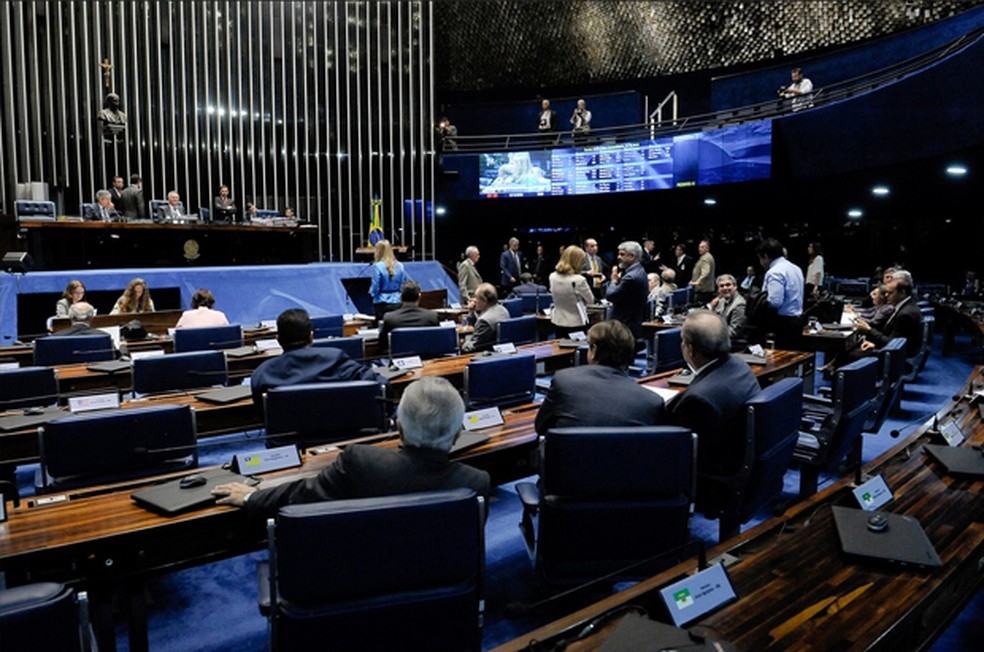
<box><xmin>51</xmin><ymin>302</ymin><xmax>101</xmax><ymax>337</ymax></box>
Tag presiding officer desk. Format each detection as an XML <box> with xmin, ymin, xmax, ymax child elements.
<box><xmin>492</xmin><ymin>367</ymin><xmax>984</xmax><ymax>652</ymax></box>
<box><xmin>0</xmin><ymin>347</ymin><xmax>814</xmax><ymax>651</ymax></box>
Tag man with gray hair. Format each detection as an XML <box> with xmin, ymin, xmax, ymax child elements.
<box><xmin>605</xmin><ymin>240</ymin><xmax>649</xmax><ymax>339</ymax></box>
<box><xmin>499</xmin><ymin>237</ymin><xmax>524</xmax><ymax>293</ymax></box>
<box><xmin>708</xmin><ymin>273</ymin><xmax>748</xmax><ymax>349</ymax></box>
<box><xmin>458</xmin><ymin>245</ymin><xmax>483</xmax><ymax>302</ymax></box>
<box><xmin>213</xmin><ymin>376</ymin><xmax>491</xmax><ymax>517</ymax></box>
<box><xmin>51</xmin><ymin>301</ymin><xmax>101</xmax><ymax>337</ymax></box>
<box><xmin>92</xmin><ymin>189</ymin><xmax>120</xmax><ymax>222</ymax></box>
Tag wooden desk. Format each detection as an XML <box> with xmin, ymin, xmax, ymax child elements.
<box><xmin>492</xmin><ymin>367</ymin><xmax>984</xmax><ymax>652</ymax></box>
<box><xmin>49</xmin><ymin>310</ymin><xmax>184</xmax><ymax>336</ymax></box>
<box><xmin>933</xmin><ymin>300</ymin><xmax>984</xmax><ymax>359</ymax></box>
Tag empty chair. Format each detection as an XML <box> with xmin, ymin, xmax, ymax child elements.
<box><xmin>79</xmin><ymin>202</ymin><xmax>96</xmax><ymax>219</ymax></box>
<box><xmin>309</xmin><ymin>314</ymin><xmax>345</xmax><ymax>339</ymax></box>
<box><xmin>464</xmin><ymin>353</ymin><xmax>537</xmax><ymax>409</ymax></box>
<box><xmin>646</xmin><ymin>327</ymin><xmax>684</xmax><ymax>374</ymax></box>
<box><xmin>14</xmin><ymin>200</ymin><xmax>56</xmax><ymax>221</ymax></box>
<box><xmin>199</xmin><ymin>207</ymin><xmax>210</xmax><ymax>221</ymax></box>
<box><xmin>258</xmin><ymin>489</ymin><xmax>485</xmax><ymax>651</ymax></box>
<box><xmin>696</xmin><ymin>377</ymin><xmax>804</xmax><ymax>543</ymax></box>
<box><xmin>263</xmin><ymin>381</ymin><xmax>388</xmax><ymax>448</ymax></box>
<box><xmin>863</xmin><ymin>337</ymin><xmax>907</xmax><ymax>433</ymax></box>
<box><xmin>901</xmin><ymin>315</ymin><xmax>934</xmax><ymax>383</ymax></box>
<box><xmin>500</xmin><ymin>298</ymin><xmax>524</xmax><ymax>318</ymax></box>
<box><xmin>172</xmin><ymin>324</ymin><xmax>243</xmax><ymax>353</ymax></box>
<box><xmin>311</xmin><ymin>335</ymin><xmax>365</xmax><ymax>361</ymax></box>
<box><xmin>0</xmin><ymin>582</ymin><xmax>94</xmax><ymax>652</ymax></box>
<box><xmin>794</xmin><ymin>357</ymin><xmax>879</xmax><ymax>497</ymax></box>
<box><xmin>667</xmin><ymin>286</ymin><xmax>693</xmax><ymax>313</ymax></box>
<box><xmin>34</xmin><ymin>333</ymin><xmax>114</xmax><ymax>366</ymax></box>
<box><xmin>0</xmin><ymin>366</ymin><xmax>58</xmax><ymax>410</ymax></box>
<box><xmin>132</xmin><ymin>350</ymin><xmax>228</xmax><ymax>395</ymax></box>
<box><xmin>517</xmin><ymin>426</ymin><xmax>696</xmax><ymax>584</ymax></box>
<box><xmin>389</xmin><ymin>326</ymin><xmax>458</xmax><ymax>359</ymax></box>
<box><xmin>520</xmin><ymin>293</ymin><xmax>553</xmax><ymax>315</ymax></box>
<box><xmin>37</xmin><ymin>404</ymin><xmax>197</xmax><ymax>492</ymax></box>
<box><xmin>497</xmin><ymin>315</ymin><xmax>537</xmax><ymax>346</ymax></box>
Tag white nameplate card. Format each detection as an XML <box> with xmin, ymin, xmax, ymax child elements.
<box><xmin>492</xmin><ymin>342</ymin><xmax>517</xmax><ymax>354</ymax></box>
<box><xmin>747</xmin><ymin>343</ymin><xmax>766</xmax><ymax>357</ymax></box>
<box><xmin>567</xmin><ymin>331</ymin><xmax>587</xmax><ymax>341</ymax></box>
<box><xmin>939</xmin><ymin>419</ymin><xmax>965</xmax><ymax>446</ymax></box>
<box><xmin>342</xmin><ymin>313</ymin><xmax>355</xmax><ymax>322</ymax></box>
<box><xmin>0</xmin><ymin>361</ymin><xmax>20</xmax><ymax>371</ymax></box>
<box><xmin>462</xmin><ymin>407</ymin><xmax>504</xmax><ymax>431</ymax></box>
<box><xmin>68</xmin><ymin>392</ymin><xmax>120</xmax><ymax>413</ymax></box>
<box><xmin>260</xmin><ymin>319</ymin><xmax>278</xmax><ymax>331</ymax></box>
<box><xmin>254</xmin><ymin>338</ymin><xmax>281</xmax><ymax>352</ymax></box>
<box><xmin>659</xmin><ymin>562</ymin><xmax>738</xmax><ymax>628</ymax></box>
<box><xmin>232</xmin><ymin>445</ymin><xmax>302</xmax><ymax>475</ymax></box>
<box><xmin>440</xmin><ymin>320</ymin><xmax>457</xmax><ymax>328</ymax></box>
<box><xmin>391</xmin><ymin>355</ymin><xmax>423</xmax><ymax>370</ymax></box>
<box><xmin>358</xmin><ymin>328</ymin><xmax>380</xmax><ymax>338</ymax></box>
<box><xmin>130</xmin><ymin>349</ymin><xmax>166</xmax><ymax>360</ymax></box>
<box><xmin>450</xmin><ymin>302</ymin><xmax>462</xmax><ymax>310</ymax></box>
<box><xmin>852</xmin><ymin>474</ymin><xmax>893</xmax><ymax>511</ymax></box>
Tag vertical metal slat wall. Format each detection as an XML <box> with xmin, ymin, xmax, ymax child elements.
<box><xmin>0</xmin><ymin>1</ymin><xmax>436</xmax><ymax>263</ymax></box>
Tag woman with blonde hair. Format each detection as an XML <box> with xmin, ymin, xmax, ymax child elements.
<box><xmin>110</xmin><ymin>277</ymin><xmax>155</xmax><ymax>314</ymax></box>
<box><xmin>55</xmin><ymin>280</ymin><xmax>87</xmax><ymax>317</ymax></box>
<box><xmin>549</xmin><ymin>245</ymin><xmax>595</xmax><ymax>337</ymax></box>
<box><xmin>370</xmin><ymin>239</ymin><xmax>406</xmax><ymax>322</ymax></box>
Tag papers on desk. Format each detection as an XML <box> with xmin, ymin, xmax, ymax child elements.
<box><xmin>644</xmin><ymin>385</ymin><xmax>680</xmax><ymax>402</ymax></box>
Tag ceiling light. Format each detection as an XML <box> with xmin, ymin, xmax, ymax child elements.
<box><xmin>703</xmin><ymin>198</ymin><xmax>717</xmax><ymax>206</ymax></box>
<box><xmin>946</xmin><ymin>164</ymin><xmax>968</xmax><ymax>176</ymax></box>
<box><xmin>847</xmin><ymin>208</ymin><xmax>863</xmax><ymax>219</ymax></box>
<box><xmin>871</xmin><ymin>186</ymin><xmax>890</xmax><ymax>196</ymax></box>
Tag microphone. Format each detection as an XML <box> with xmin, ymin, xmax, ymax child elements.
<box><xmin>889</xmin><ymin>400</ymin><xmax>963</xmax><ymax>439</ymax></box>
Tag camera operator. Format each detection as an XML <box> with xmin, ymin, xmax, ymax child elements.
<box><xmin>435</xmin><ymin>116</ymin><xmax>458</xmax><ymax>151</ymax></box>
<box><xmin>778</xmin><ymin>68</ymin><xmax>814</xmax><ymax>112</ymax></box>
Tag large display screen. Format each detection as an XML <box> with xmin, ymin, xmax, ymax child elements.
<box><xmin>476</xmin><ymin>120</ymin><xmax>771</xmax><ymax>198</ymax></box>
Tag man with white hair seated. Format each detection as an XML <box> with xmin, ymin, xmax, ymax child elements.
<box><xmin>212</xmin><ymin>376</ymin><xmax>492</xmax><ymax>518</ymax></box>
<box><xmin>50</xmin><ymin>301</ymin><xmax>101</xmax><ymax>337</ymax></box>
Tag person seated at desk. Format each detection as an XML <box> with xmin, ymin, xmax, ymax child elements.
<box><xmin>535</xmin><ymin>320</ymin><xmax>666</xmax><ymax>435</ymax></box>
<box><xmin>461</xmin><ymin>283</ymin><xmax>510</xmax><ymax>353</ymax></box>
<box><xmin>212</xmin><ymin>184</ymin><xmax>237</xmax><ymax>222</ymax></box>
<box><xmin>249</xmin><ymin>308</ymin><xmax>385</xmax><ymax>406</ymax></box>
<box><xmin>110</xmin><ymin>277</ymin><xmax>155</xmax><ymax>315</ymax></box>
<box><xmin>51</xmin><ymin>302</ymin><xmax>102</xmax><ymax>337</ymax></box>
<box><xmin>707</xmin><ymin>274</ymin><xmax>748</xmax><ymax>350</ymax></box>
<box><xmin>508</xmin><ymin>273</ymin><xmax>548</xmax><ymax>298</ymax></box>
<box><xmin>55</xmin><ymin>280</ymin><xmax>86</xmax><ymax>318</ymax></box>
<box><xmin>666</xmin><ymin>310</ymin><xmax>760</xmax><ymax>477</ymax></box>
<box><xmin>176</xmin><ymin>288</ymin><xmax>229</xmax><ymax>329</ymax></box>
<box><xmin>377</xmin><ymin>280</ymin><xmax>440</xmax><ymax>354</ymax></box>
<box><xmin>843</xmin><ymin>284</ymin><xmax>894</xmax><ymax>330</ymax></box>
<box><xmin>158</xmin><ymin>191</ymin><xmax>186</xmax><ymax>221</ymax></box>
<box><xmin>212</xmin><ymin>376</ymin><xmax>492</xmax><ymax>517</ymax></box>
<box><xmin>91</xmin><ymin>189</ymin><xmax>121</xmax><ymax>222</ymax></box>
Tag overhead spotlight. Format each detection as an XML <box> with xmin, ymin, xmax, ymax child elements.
<box><xmin>871</xmin><ymin>185</ymin><xmax>890</xmax><ymax>196</ymax></box>
<box><xmin>435</xmin><ymin>206</ymin><xmax>446</xmax><ymax>216</ymax></box>
<box><xmin>703</xmin><ymin>198</ymin><xmax>717</xmax><ymax>206</ymax></box>
<box><xmin>946</xmin><ymin>164</ymin><xmax>968</xmax><ymax>176</ymax></box>
<box><xmin>847</xmin><ymin>208</ymin><xmax>863</xmax><ymax>219</ymax></box>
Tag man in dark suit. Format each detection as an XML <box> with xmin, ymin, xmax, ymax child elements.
<box><xmin>92</xmin><ymin>189</ymin><xmax>121</xmax><ymax>222</ymax></box>
<box><xmin>667</xmin><ymin>310</ymin><xmax>760</xmax><ymax>477</ymax></box>
<box><xmin>249</xmin><ymin>308</ymin><xmax>385</xmax><ymax>406</ymax></box>
<box><xmin>50</xmin><ymin>302</ymin><xmax>103</xmax><ymax>337</ymax></box>
<box><xmin>661</xmin><ymin>243</ymin><xmax>695</xmax><ymax>287</ymax></box>
<box><xmin>508</xmin><ymin>273</ymin><xmax>548</xmax><ymax>298</ymax></box>
<box><xmin>581</xmin><ymin>237</ymin><xmax>609</xmax><ymax>301</ymax></box>
<box><xmin>378</xmin><ymin>280</ymin><xmax>440</xmax><ymax>353</ymax></box>
<box><xmin>109</xmin><ymin>176</ymin><xmax>124</xmax><ymax>205</ymax></box>
<box><xmin>119</xmin><ymin>174</ymin><xmax>146</xmax><ymax>219</ymax></box>
<box><xmin>499</xmin><ymin>237</ymin><xmax>524</xmax><ymax>293</ymax></box>
<box><xmin>606</xmin><ymin>240</ymin><xmax>649</xmax><ymax>339</ymax></box>
<box><xmin>853</xmin><ymin>270</ymin><xmax>922</xmax><ymax>358</ymax></box>
<box><xmin>535</xmin><ymin>320</ymin><xmax>666</xmax><ymax>434</ymax></box>
<box><xmin>213</xmin><ymin>376</ymin><xmax>492</xmax><ymax>517</ymax></box>
<box><xmin>158</xmin><ymin>190</ymin><xmax>186</xmax><ymax>221</ymax></box>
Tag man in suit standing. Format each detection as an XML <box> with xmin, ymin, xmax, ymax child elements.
<box><xmin>537</xmin><ymin>98</ymin><xmax>558</xmax><ymax>147</ymax></box>
<box><xmin>120</xmin><ymin>174</ymin><xmax>146</xmax><ymax>219</ymax></box>
<box><xmin>661</xmin><ymin>243</ymin><xmax>695</xmax><ymax>287</ymax></box>
<box><xmin>109</xmin><ymin>176</ymin><xmax>124</xmax><ymax>205</ymax></box>
<box><xmin>377</xmin><ymin>280</ymin><xmax>441</xmax><ymax>354</ymax></box>
<box><xmin>667</xmin><ymin>310</ymin><xmax>760</xmax><ymax>478</ymax></box>
<box><xmin>499</xmin><ymin>237</ymin><xmax>524</xmax><ymax>294</ymax></box>
<box><xmin>535</xmin><ymin>320</ymin><xmax>666</xmax><ymax>434</ymax></box>
<box><xmin>690</xmin><ymin>239</ymin><xmax>717</xmax><ymax>304</ymax></box>
<box><xmin>249</xmin><ymin>308</ymin><xmax>385</xmax><ymax>406</ymax></box>
<box><xmin>458</xmin><ymin>245</ymin><xmax>483</xmax><ymax>302</ymax></box>
<box><xmin>213</xmin><ymin>376</ymin><xmax>492</xmax><ymax>517</ymax></box>
<box><xmin>581</xmin><ymin>237</ymin><xmax>609</xmax><ymax>302</ymax></box>
<box><xmin>606</xmin><ymin>240</ymin><xmax>649</xmax><ymax>340</ymax></box>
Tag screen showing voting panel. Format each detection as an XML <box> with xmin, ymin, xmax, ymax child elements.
<box><xmin>476</xmin><ymin>120</ymin><xmax>772</xmax><ymax>199</ymax></box>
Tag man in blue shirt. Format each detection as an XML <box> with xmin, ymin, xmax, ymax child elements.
<box><xmin>755</xmin><ymin>238</ymin><xmax>804</xmax><ymax>349</ymax></box>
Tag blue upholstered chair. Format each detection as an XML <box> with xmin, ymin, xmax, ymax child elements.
<box><xmin>863</xmin><ymin>337</ymin><xmax>907</xmax><ymax>433</ymax></box>
<box><xmin>696</xmin><ymin>377</ymin><xmax>804</xmax><ymax>543</ymax></box>
<box><xmin>172</xmin><ymin>324</ymin><xmax>243</xmax><ymax>353</ymax></box>
<box><xmin>34</xmin><ymin>334</ymin><xmax>114</xmax><ymax>366</ymax></box>
<box><xmin>14</xmin><ymin>200</ymin><xmax>56</xmax><ymax>221</ymax></box>
<box><xmin>520</xmin><ymin>293</ymin><xmax>553</xmax><ymax>314</ymax></box>
<box><xmin>667</xmin><ymin>286</ymin><xmax>693</xmax><ymax>313</ymax></box>
<box><xmin>309</xmin><ymin>314</ymin><xmax>345</xmax><ymax>339</ymax></box>
<box><xmin>646</xmin><ymin>327</ymin><xmax>684</xmax><ymax>374</ymax></box>
<box><xmin>497</xmin><ymin>315</ymin><xmax>537</xmax><ymax>346</ymax></box>
<box><xmin>500</xmin><ymin>298</ymin><xmax>523</xmax><ymax>318</ymax></box>
<box><xmin>132</xmin><ymin>350</ymin><xmax>228</xmax><ymax>395</ymax></box>
<box><xmin>311</xmin><ymin>335</ymin><xmax>365</xmax><ymax>361</ymax></box>
<box><xmin>901</xmin><ymin>315</ymin><xmax>934</xmax><ymax>383</ymax></box>
<box><xmin>0</xmin><ymin>582</ymin><xmax>95</xmax><ymax>652</ymax></box>
<box><xmin>517</xmin><ymin>426</ymin><xmax>696</xmax><ymax>584</ymax></box>
<box><xmin>795</xmin><ymin>357</ymin><xmax>879</xmax><ymax>497</ymax></box>
<box><xmin>36</xmin><ymin>404</ymin><xmax>197</xmax><ymax>492</ymax></box>
<box><xmin>0</xmin><ymin>366</ymin><xmax>58</xmax><ymax>410</ymax></box>
<box><xmin>389</xmin><ymin>326</ymin><xmax>458</xmax><ymax>359</ymax></box>
<box><xmin>258</xmin><ymin>489</ymin><xmax>485</xmax><ymax>651</ymax></box>
<box><xmin>464</xmin><ymin>353</ymin><xmax>537</xmax><ymax>409</ymax></box>
<box><xmin>263</xmin><ymin>381</ymin><xmax>388</xmax><ymax>449</ymax></box>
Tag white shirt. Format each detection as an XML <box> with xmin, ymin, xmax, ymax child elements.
<box><xmin>175</xmin><ymin>307</ymin><xmax>230</xmax><ymax>329</ymax></box>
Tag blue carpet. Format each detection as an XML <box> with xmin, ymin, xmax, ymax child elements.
<box><xmin>12</xmin><ymin>336</ymin><xmax>984</xmax><ymax>650</ymax></box>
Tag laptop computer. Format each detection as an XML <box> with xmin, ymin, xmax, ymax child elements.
<box><xmin>87</xmin><ymin>359</ymin><xmax>132</xmax><ymax>373</ymax></box>
<box><xmin>923</xmin><ymin>444</ymin><xmax>984</xmax><ymax>478</ymax></box>
<box><xmin>830</xmin><ymin>505</ymin><xmax>942</xmax><ymax>569</ymax></box>
<box><xmin>131</xmin><ymin>468</ymin><xmax>251</xmax><ymax>515</ymax></box>
<box><xmin>450</xmin><ymin>431</ymin><xmax>491</xmax><ymax>454</ymax></box>
<box><xmin>224</xmin><ymin>345</ymin><xmax>260</xmax><ymax>358</ymax></box>
<box><xmin>0</xmin><ymin>407</ymin><xmax>64</xmax><ymax>432</ymax></box>
<box><xmin>196</xmin><ymin>384</ymin><xmax>253</xmax><ymax>405</ymax></box>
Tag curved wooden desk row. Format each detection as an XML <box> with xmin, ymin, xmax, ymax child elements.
<box><xmin>491</xmin><ymin>366</ymin><xmax>984</xmax><ymax>652</ymax></box>
<box><xmin>933</xmin><ymin>300</ymin><xmax>984</xmax><ymax>358</ymax></box>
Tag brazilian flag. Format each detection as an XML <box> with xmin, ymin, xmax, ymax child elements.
<box><xmin>368</xmin><ymin>197</ymin><xmax>385</xmax><ymax>246</ymax></box>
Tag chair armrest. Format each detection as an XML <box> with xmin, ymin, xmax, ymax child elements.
<box><xmin>817</xmin><ymin>386</ymin><xmax>832</xmax><ymax>398</ymax></box>
<box><xmin>256</xmin><ymin>561</ymin><xmax>271</xmax><ymax>615</ymax></box>
<box><xmin>515</xmin><ymin>481</ymin><xmax>541</xmax><ymax>511</ymax></box>
<box><xmin>803</xmin><ymin>394</ymin><xmax>833</xmax><ymax>407</ymax></box>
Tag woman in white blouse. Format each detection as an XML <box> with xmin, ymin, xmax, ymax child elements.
<box><xmin>549</xmin><ymin>245</ymin><xmax>595</xmax><ymax>338</ymax></box>
<box><xmin>806</xmin><ymin>242</ymin><xmax>825</xmax><ymax>296</ymax></box>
